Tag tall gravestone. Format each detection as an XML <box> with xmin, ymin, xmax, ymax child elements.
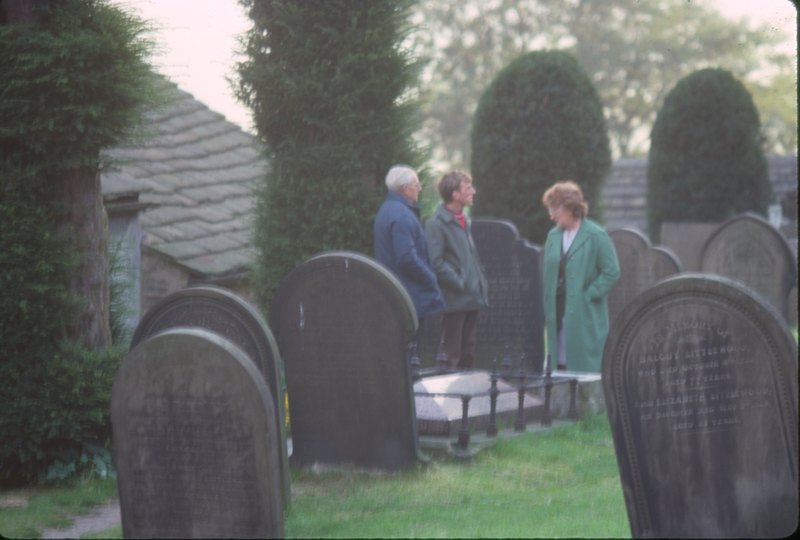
<box><xmin>603</xmin><ymin>274</ymin><xmax>798</xmax><ymax>538</ymax></box>
<box><xmin>129</xmin><ymin>285</ymin><xmax>290</xmax><ymax>507</ymax></box>
<box><xmin>608</xmin><ymin>228</ymin><xmax>681</xmax><ymax>325</ymax></box>
<box><xmin>269</xmin><ymin>251</ymin><xmax>424</xmax><ymax>470</ymax></box>
<box><xmin>112</xmin><ymin>328</ymin><xmax>284</xmax><ymax>538</ymax></box>
<box><xmin>700</xmin><ymin>212</ymin><xmax>797</xmax><ymax>323</ymax></box>
<box><xmin>420</xmin><ymin>219</ymin><xmax>545</xmax><ymax>372</ymax></box>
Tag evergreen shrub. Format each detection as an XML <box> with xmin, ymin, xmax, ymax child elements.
<box><xmin>0</xmin><ymin>0</ymin><xmax>156</xmax><ymax>486</ymax></box>
<box><xmin>236</xmin><ymin>0</ymin><xmax>427</xmax><ymax>307</ymax></box>
<box><xmin>647</xmin><ymin>68</ymin><xmax>772</xmax><ymax>241</ymax></box>
<box><xmin>470</xmin><ymin>50</ymin><xmax>611</xmax><ymax>245</ymax></box>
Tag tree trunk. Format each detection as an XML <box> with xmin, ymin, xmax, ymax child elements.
<box><xmin>55</xmin><ymin>167</ymin><xmax>111</xmax><ymax>349</ymax></box>
<box><xmin>3</xmin><ymin>0</ymin><xmax>112</xmax><ymax>349</ymax></box>
<box><xmin>0</xmin><ymin>0</ymin><xmax>45</xmax><ymax>24</ymax></box>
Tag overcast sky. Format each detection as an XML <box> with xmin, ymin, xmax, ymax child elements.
<box><xmin>114</xmin><ymin>0</ymin><xmax>797</xmax><ymax>135</ymax></box>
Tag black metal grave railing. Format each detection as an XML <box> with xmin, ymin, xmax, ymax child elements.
<box><xmin>412</xmin><ymin>349</ymin><xmax>580</xmax><ymax>455</ymax></box>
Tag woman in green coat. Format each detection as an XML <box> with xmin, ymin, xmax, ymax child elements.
<box><xmin>542</xmin><ymin>182</ymin><xmax>620</xmax><ymax>372</ymax></box>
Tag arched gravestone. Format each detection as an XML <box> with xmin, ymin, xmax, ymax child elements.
<box><xmin>700</xmin><ymin>213</ymin><xmax>797</xmax><ymax>323</ymax></box>
<box><xmin>129</xmin><ymin>285</ymin><xmax>290</xmax><ymax>507</ymax></box>
<box><xmin>602</xmin><ymin>275</ymin><xmax>798</xmax><ymax>538</ymax></box>
<box><xmin>608</xmin><ymin>229</ymin><xmax>681</xmax><ymax>325</ymax></box>
<box><xmin>269</xmin><ymin>251</ymin><xmax>424</xmax><ymax>470</ymax></box>
<box><xmin>419</xmin><ymin>219</ymin><xmax>545</xmax><ymax>372</ymax></box>
<box><xmin>111</xmin><ymin>329</ymin><xmax>284</xmax><ymax>538</ymax></box>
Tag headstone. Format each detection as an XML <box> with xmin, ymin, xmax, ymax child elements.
<box><xmin>700</xmin><ymin>213</ymin><xmax>797</xmax><ymax>322</ymax></box>
<box><xmin>269</xmin><ymin>251</ymin><xmax>424</xmax><ymax>470</ymax></box>
<box><xmin>608</xmin><ymin>229</ymin><xmax>681</xmax><ymax>325</ymax></box>
<box><xmin>660</xmin><ymin>221</ymin><xmax>720</xmax><ymax>271</ymax></box>
<box><xmin>129</xmin><ymin>285</ymin><xmax>290</xmax><ymax>507</ymax></box>
<box><xmin>603</xmin><ymin>274</ymin><xmax>798</xmax><ymax>538</ymax></box>
<box><xmin>111</xmin><ymin>328</ymin><xmax>284</xmax><ymax>538</ymax></box>
<box><xmin>420</xmin><ymin>219</ymin><xmax>545</xmax><ymax>372</ymax></box>
<box><xmin>414</xmin><ymin>371</ymin><xmax>543</xmax><ymax>435</ymax></box>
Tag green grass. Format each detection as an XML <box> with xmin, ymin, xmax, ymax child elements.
<box><xmin>285</xmin><ymin>414</ymin><xmax>628</xmax><ymax>538</ymax></box>
<box><xmin>0</xmin><ymin>415</ymin><xmax>629</xmax><ymax>538</ymax></box>
<box><xmin>0</xmin><ymin>475</ymin><xmax>118</xmax><ymax>539</ymax></box>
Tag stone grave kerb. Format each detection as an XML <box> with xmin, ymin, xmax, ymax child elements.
<box><xmin>700</xmin><ymin>212</ymin><xmax>798</xmax><ymax>322</ymax></box>
<box><xmin>603</xmin><ymin>273</ymin><xmax>798</xmax><ymax>537</ymax></box>
<box><xmin>269</xmin><ymin>250</ymin><xmax>425</xmax><ymax>470</ymax></box>
<box><xmin>129</xmin><ymin>285</ymin><xmax>290</xmax><ymax>507</ymax></box>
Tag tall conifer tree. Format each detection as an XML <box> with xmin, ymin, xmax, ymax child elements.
<box><xmin>236</xmin><ymin>0</ymin><xmax>426</xmax><ymax>307</ymax></box>
<box><xmin>471</xmin><ymin>50</ymin><xmax>611</xmax><ymax>245</ymax></box>
<box><xmin>647</xmin><ymin>68</ymin><xmax>772</xmax><ymax>241</ymax></box>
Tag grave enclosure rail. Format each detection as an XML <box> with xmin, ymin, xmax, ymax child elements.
<box><xmin>412</xmin><ymin>350</ymin><xmax>579</xmax><ymax>453</ymax></box>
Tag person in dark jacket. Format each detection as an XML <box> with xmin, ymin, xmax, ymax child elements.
<box><xmin>374</xmin><ymin>166</ymin><xmax>445</xmax><ymax>345</ymax></box>
<box><xmin>424</xmin><ymin>170</ymin><xmax>489</xmax><ymax>369</ymax></box>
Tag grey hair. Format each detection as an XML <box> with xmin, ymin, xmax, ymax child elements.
<box><xmin>385</xmin><ymin>165</ymin><xmax>417</xmax><ymax>192</ymax></box>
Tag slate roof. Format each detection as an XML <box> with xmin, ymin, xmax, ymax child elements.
<box><xmin>101</xmin><ymin>80</ymin><xmax>265</xmax><ymax>278</ymax></box>
<box><xmin>602</xmin><ymin>155</ymin><xmax>798</xmax><ymax>234</ymax></box>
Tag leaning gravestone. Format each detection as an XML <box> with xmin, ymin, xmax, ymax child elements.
<box><xmin>111</xmin><ymin>328</ymin><xmax>284</xmax><ymax>538</ymax></box>
<box><xmin>269</xmin><ymin>251</ymin><xmax>424</xmax><ymax>470</ymax></box>
<box><xmin>420</xmin><ymin>219</ymin><xmax>545</xmax><ymax>372</ymax></box>
<box><xmin>603</xmin><ymin>274</ymin><xmax>798</xmax><ymax>538</ymax></box>
<box><xmin>700</xmin><ymin>213</ymin><xmax>797</xmax><ymax>323</ymax></box>
<box><xmin>129</xmin><ymin>285</ymin><xmax>290</xmax><ymax>507</ymax></box>
<box><xmin>608</xmin><ymin>229</ymin><xmax>681</xmax><ymax>325</ymax></box>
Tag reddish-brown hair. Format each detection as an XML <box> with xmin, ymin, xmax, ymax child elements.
<box><xmin>542</xmin><ymin>181</ymin><xmax>588</xmax><ymax>219</ymax></box>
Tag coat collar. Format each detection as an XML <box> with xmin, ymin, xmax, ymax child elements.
<box><xmin>435</xmin><ymin>203</ymin><xmax>470</xmax><ymax>230</ymax></box>
<box><xmin>556</xmin><ymin>218</ymin><xmax>592</xmax><ymax>254</ymax></box>
<box><xmin>386</xmin><ymin>190</ymin><xmax>421</xmax><ymax>216</ymax></box>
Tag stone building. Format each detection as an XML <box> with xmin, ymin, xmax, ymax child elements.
<box><xmin>101</xmin><ymin>79</ymin><xmax>265</xmax><ymax>327</ymax></box>
<box><xmin>602</xmin><ymin>155</ymin><xmax>798</xmax><ymax>238</ymax></box>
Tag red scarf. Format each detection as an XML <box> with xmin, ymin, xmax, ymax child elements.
<box><xmin>444</xmin><ymin>205</ymin><xmax>466</xmax><ymax>229</ymax></box>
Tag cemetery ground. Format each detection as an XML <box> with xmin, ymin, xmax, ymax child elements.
<box><xmin>1</xmin><ymin>414</ymin><xmax>629</xmax><ymax>538</ymax></box>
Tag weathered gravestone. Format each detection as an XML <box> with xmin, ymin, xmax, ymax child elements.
<box><xmin>700</xmin><ymin>212</ymin><xmax>797</xmax><ymax>323</ymax></box>
<box><xmin>269</xmin><ymin>251</ymin><xmax>425</xmax><ymax>470</ymax></box>
<box><xmin>603</xmin><ymin>274</ymin><xmax>798</xmax><ymax>538</ymax></box>
<box><xmin>111</xmin><ymin>328</ymin><xmax>284</xmax><ymax>538</ymax></box>
<box><xmin>129</xmin><ymin>285</ymin><xmax>290</xmax><ymax>507</ymax></box>
<box><xmin>661</xmin><ymin>221</ymin><xmax>721</xmax><ymax>272</ymax></box>
<box><xmin>419</xmin><ymin>219</ymin><xmax>545</xmax><ymax>372</ymax></box>
<box><xmin>608</xmin><ymin>229</ymin><xmax>681</xmax><ymax>325</ymax></box>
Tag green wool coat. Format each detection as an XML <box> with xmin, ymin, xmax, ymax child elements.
<box><xmin>543</xmin><ymin>218</ymin><xmax>620</xmax><ymax>372</ymax></box>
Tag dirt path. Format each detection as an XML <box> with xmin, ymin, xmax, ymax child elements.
<box><xmin>40</xmin><ymin>500</ymin><xmax>121</xmax><ymax>539</ymax></box>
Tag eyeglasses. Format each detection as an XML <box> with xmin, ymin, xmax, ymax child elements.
<box><xmin>548</xmin><ymin>206</ymin><xmax>562</xmax><ymax>217</ymax></box>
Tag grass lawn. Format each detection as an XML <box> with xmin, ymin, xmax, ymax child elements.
<box><xmin>0</xmin><ymin>475</ymin><xmax>117</xmax><ymax>538</ymax></box>
<box><xmin>0</xmin><ymin>415</ymin><xmax>629</xmax><ymax>538</ymax></box>
<box><xmin>285</xmin><ymin>414</ymin><xmax>628</xmax><ymax>537</ymax></box>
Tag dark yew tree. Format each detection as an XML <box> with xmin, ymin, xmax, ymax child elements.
<box><xmin>235</xmin><ymin>0</ymin><xmax>427</xmax><ymax>307</ymax></box>
<box><xmin>0</xmin><ymin>0</ymin><xmax>157</xmax><ymax>485</ymax></box>
<box><xmin>0</xmin><ymin>0</ymin><xmax>157</xmax><ymax>348</ymax></box>
<box><xmin>647</xmin><ymin>68</ymin><xmax>772</xmax><ymax>241</ymax></box>
<box><xmin>470</xmin><ymin>50</ymin><xmax>611</xmax><ymax>244</ymax></box>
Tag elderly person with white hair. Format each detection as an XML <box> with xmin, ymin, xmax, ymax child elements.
<box><xmin>374</xmin><ymin>166</ymin><xmax>445</xmax><ymax>341</ymax></box>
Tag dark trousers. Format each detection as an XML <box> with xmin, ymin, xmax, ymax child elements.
<box><xmin>439</xmin><ymin>310</ymin><xmax>479</xmax><ymax>369</ymax></box>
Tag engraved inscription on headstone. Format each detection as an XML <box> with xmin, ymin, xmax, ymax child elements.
<box><xmin>129</xmin><ymin>285</ymin><xmax>290</xmax><ymax>507</ymax></box>
<box><xmin>269</xmin><ymin>251</ymin><xmax>424</xmax><ymax>470</ymax></box>
<box><xmin>608</xmin><ymin>229</ymin><xmax>680</xmax><ymax>325</ymax></box>
<box><xmin>700</xmin><ymin>213</ymin><xmax>797</xmax><ymax>322</ymax></box>
<box><xmin>111</xmin><ymin>329</ymin><xmax>284</xmax><ymax>538</ymax></box>
<box><xmin>420</xmin><ymin>219</ymin><xmax>545</xmax><ymax>372</ymax></box>
<box><xmin>603</xmin><ymin>275</ymin><xmax>798</xmax><ymax>538</ymax></box>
